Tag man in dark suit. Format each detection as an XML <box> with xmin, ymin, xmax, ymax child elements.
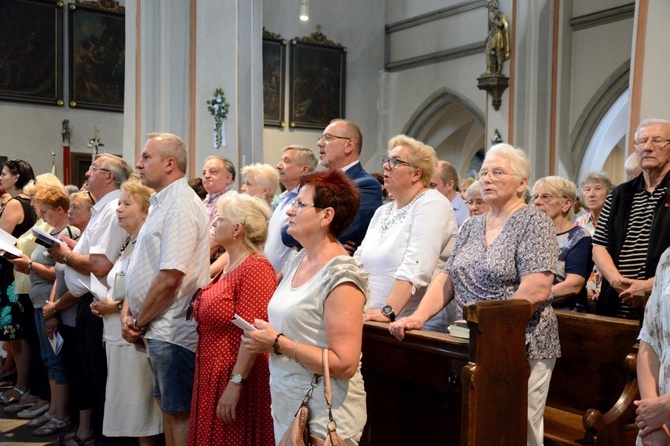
<box><xmin>282</xmin><ymin>119</ymin><xmax>382</xmax><ymax>253</ymax></box>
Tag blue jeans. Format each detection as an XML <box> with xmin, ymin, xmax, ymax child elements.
<box><xmin>146</xmin><ymin>339</ymin><xmax>195</xmax><ymax>414</ymax></box>
<box><xmin>34</xmin><ymin>310</ymin><xmax>68</xmax><ymax>384</ymax></box>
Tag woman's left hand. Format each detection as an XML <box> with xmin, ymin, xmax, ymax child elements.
<box><xmin>90</xmin><ymin>299</ymin><xmax>118</xmax><ymax>317</ymax></box>
<box><xmin>8</xmin><ymin>253</ymin><xmax>31</xmax><ymax>273</ymax></box>
<box><xmin>634</xmin><ymin>397</ymin><xmax>670</xmax><ymax>436</ymax></box>
<box><xmin>241</xmin><ymin>319</ymin><xmax>277</xmax><ymax>354</ymax></box>
<box><xmin>216</xmin><ymin>383</ymin><xmax>242</xmax><ymax>423</ymax></box>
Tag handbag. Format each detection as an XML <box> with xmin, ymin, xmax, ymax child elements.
<box><xmin>278</xmin><ymin>349</ymin><xmax>346</xmax><ymax>446</ymax></box>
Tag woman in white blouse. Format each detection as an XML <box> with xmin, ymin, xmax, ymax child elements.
<box><xmin>357</xmin><ymin>135</ymin><xmax>458</xmax><ymax>331</ymax></box>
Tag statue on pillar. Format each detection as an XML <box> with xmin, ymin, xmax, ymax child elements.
<box><xmin>485</xmin><ymin>0</ymin><xmax>510</xmax><ymax>75</ymax></box>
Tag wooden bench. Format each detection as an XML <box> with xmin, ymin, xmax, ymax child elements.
<box><xmin>360</xmin><ymin>300</ymin><xmax>532</xmax><ymax>446</ymax></box>
<box><xmin>544</xmin><ymin>310</ymin><xmax>641</xmax><ymax>445</ymax></box>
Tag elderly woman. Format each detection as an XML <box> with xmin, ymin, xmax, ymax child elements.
<box><xmin>9</xmin><ymin>185</ymin><xmax>78</xmax><ymax>435</ymax></box>
<box><xmin>533</xmin><ymin>176</ymin><xmax>593</xmax><ymax>312</ymax></box>
<box><xmin>240</xmin><ymin>163</ymin><xmax>280</xmax><ymax>207</ymax></box>
<box><xmin>390</xmin><ymin>143</ymin><xmax>560</xmax><ymax>446</ymax></box>
<box><xmin>243</xmin><ymin>169</ymin><xmax>369</xmax><ymax>445</ymax></box>
<box><xmin>87</xmin><ymin>180</ymin><xmax>163</xmax><ymax>445</ymax></box>
<box><xmin>634</xmin><ymin>247</ymin><xmax>670</xmax><ymax>445</ymax></box>
<box><xmin>356</xmin><ymin>135</ymin><xmax>457</xmax><ymax>331</ymax></box>
<box><xmin>574</xmin><ymin>171</ymin><xmax>613</xmax><ymax>303</ymax></box>
<box><xmin>0</xmin><ymin>160</ymin><xmax>37</xmax><ymax>407</ymax></box>
<box><xmin>465</xmin><ymin>181</ymin><xmax>491</xmax><ymax>217</ymax></box>
<box><xmin>188</xmin><ymin>192</ymin><xmax>277</xmax><ymax>446</ymax></box>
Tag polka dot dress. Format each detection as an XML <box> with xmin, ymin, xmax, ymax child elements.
<box><xmin>188</xmin><ymin>254</ymin><xmax>277</xmax><ymax>446</ymax></box>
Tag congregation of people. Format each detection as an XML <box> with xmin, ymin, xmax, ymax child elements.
<box><xmin>0</xmin><ymin>117</ymin><xmax>669</xmax><ymax>445</ymax></box>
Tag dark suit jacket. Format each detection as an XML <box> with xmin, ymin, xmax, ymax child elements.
<box><xmin>281</xmin><ymin>161</ymin><xmax>383</xmax><ymax>253</ymax></box>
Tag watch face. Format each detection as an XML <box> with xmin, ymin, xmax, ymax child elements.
<box><xmin>231</xmin><ymin>374</ymin><xmax>243</xmax><ymax>384</ymax></box>
<box><xmin>381</xmin><ymin>304</ymin><xmax>392</xmax><ymax>316</ymax></box>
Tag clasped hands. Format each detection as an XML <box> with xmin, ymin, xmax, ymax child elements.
<box><xmin>610</xmin><ymin>276</ymin><xmax>652</xmax><ymax>307</ymax></box>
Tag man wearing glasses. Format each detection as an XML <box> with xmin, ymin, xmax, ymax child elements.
<box><xmin>282</xmin><ymin>119</ymin><xmax>382</xmax><ymax>254</ymax></box>
<box><xmin>592</xmin><ymin>118</ymin><xmax>670</xmax><ymax>319</ymax></box>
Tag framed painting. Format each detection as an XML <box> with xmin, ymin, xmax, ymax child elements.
<box><xmin>263</xmin><ymin>31</ymin><xmax>287</xmax><ymax>127</ymax></box>
<box><xmin>68</xmin><ymin>2</ymin><xmax>125</xmax><ymax>112</ymax></box>
<box><xmin>0</xmin><ymin>0</ymin><xmax>64</xmax><ymax>106</ymax></box>
<box><xmin>289</xmin><ymin>29</ymin><xmax>346</xmax><ymax>129</ymax></box>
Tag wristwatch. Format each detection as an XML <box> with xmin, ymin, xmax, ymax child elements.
<box><xmin>230</xmin><ymin>374</ymin><xmax>245</xmax><ymax>385</ymax></box>
<box><xmin>116</xmin><ymin>300</ymin><xmax>124</xmax><ymax>311</ymax></box>
<box><xmin>381</xmin><ymin>304</ymin><xmax>396</xmax><ymax>322</ymax></box>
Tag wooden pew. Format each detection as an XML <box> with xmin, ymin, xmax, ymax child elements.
<box><xmin>360</xmin><ymin>300</ymin><xmax>532</xmax><ymax>446</ymax></box>
<box><xmin>543</xmin><ymin>310</ymin><xmax>641</xmax><ymax>445</ymax></box>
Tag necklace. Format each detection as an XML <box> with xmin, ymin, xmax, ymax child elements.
<box><xmin>486</xmin><ymin>201</ymin><xmax>524</xmax><ymax>231</ymax></box>
<box><xmin>223</xmin><ymin>251</ymin><xmax>252</xmax><ymax>275</ymax></box>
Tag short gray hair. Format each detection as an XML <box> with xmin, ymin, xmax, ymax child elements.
<box><xmin>147</xmin><ymin>132</ymin><xmax>187</xmax><ymax>173</ymax></box>
<box><xmin>97</xmin><ymin>154</ymin><xmax>133</xmax><ymax>188</ymax></box>
<box><xmin>532</xmin><ymin>176</ymin><xmax>578</xmax><ymax>219</ymax></box>
<box><xmin>205</xmin><ymin>155</ymin><xmax>236</xmax><ymax>181</ymax></box>
<box><xmin>579</xmin><ymin>170</ymin><xmax>614</xmax><ymax>194</ymax></box>
<box><xmin>282</xmin><ymin>145</ymin><xmax>318</xmax><ymax>172</ymax></box>
<box><xmin>241</xmin><ymin>163</ymin><xmax>280</xmax><ymax>197</ymax></box>
<box><xmin>486</xmin><ymin>143</ymin><xmax>531</xmax><ymax>180</ymax></box>
<box><xmin>634</xmin><ymin>118</ymin><xmax>670</xmax><ymax>140</ymax></box>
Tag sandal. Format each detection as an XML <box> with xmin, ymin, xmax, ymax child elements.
<box><xmin>1</xmin><ymin>386</ymin><xmax>30</xmax><ymax>407</ymax></box>
<box><xmin>57</xmin><ymin>434</ymin><xmax>96</xmax><ymax>446</ymax></box>
<box><xmin>33</xmin><ymin>417</ymin><xmax>72</xmax><ymax>437</ymax></box>
<box><xmin>26</xmin><ymin>411</ymin><xmax>53</xmax><ymax>427</ymax></box>
<box><xmin>50</xmin><ymin>430</ymin><xmax>76</xmax><ymax>445</ymax></box>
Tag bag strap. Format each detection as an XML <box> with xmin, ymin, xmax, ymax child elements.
<box><xmin>321</xmin><ymin>348</ymin><xmax>338</xmax><ymax>429</ymax></box>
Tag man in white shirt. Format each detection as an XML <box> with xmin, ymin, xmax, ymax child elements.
<box><xmin>429</xmin><ymin>160</ymin><xmax>468</xmax><ymax>227</ymax></box>
<box><xmin>50</xmin><ymin>154</ymin><xmax>132</xmax><ymax>442</ymax></box>
<box><xmin>264</xmin><ymin>145</ymin><xmax>317</xmax><ymax>272</ymax></box>
<box><xmin>122</xmin><ymin>133</ymin><xmax>210</xmax><ymax>446</ymax></box>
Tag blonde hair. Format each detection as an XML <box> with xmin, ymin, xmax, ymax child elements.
<box><xmin>120</xmin><ymin>180</ymin><xmax>154</xmax><ymax>214</ymax></box>
<box><xmin>387</xmin><ymin>134</ymin><xmax>437</xmax><ymax>187</ymax></box>
<box><xmin>241</xmin><ymin>163</ymin><xmax>280</xmax><ymax>202</ymax></box>
<box><xmin>24</xmin><ymin>173</ymin><xmax>64</xmax><ymax>197</ymax></box>
<box><xmin>70</xmin><ymin>191</ymin><xmax>95</xmax><ymax>210</ymax></box>
<box><xmin>533</xmin><ymin>176</ymin><xmax>578</xmax><ymax>219</ymax></box>
<box><xmin>217</xmin><ymin>192</ymin><xmax>271</xmax><ymax>254</ymax></box>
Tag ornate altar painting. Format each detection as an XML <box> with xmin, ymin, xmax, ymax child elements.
<box><xmin>68</xmin><ymin>2</ymin><xmax>125</xmax><ymax>112</ymax></box>
<box><xmin>263</xmin><ymin>32</ymin><xmax>286</xmax><ymax>127</ymax></box>
<box><xmin>289</xmin><ymin>32</ymin><xmax>346</xmax><ymax>129</ymax></box>
<box><xmin>0</xmin><ymin>0</ymin><xmax>64</xmax><ymax>106</ymax></box>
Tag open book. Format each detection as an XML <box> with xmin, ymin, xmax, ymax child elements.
<box><xmin>32</xmin><ymin>226</ymin><xmax>63</xmax><ymax>248</ymax></box>
<box><xmin>0</xmin><ymin>228</ymin><xmax>21</xmax><ymax>260</ymax></box>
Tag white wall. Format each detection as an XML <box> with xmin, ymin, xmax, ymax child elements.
<box><xmin>261</xmin><ymin>0</ymin><xmax>386</xmax><ymax>172</ymax></box>
<box><xmin>0</xmin><ymin>1</ymin><xmax>125</xmax><ymax>182</ymax></box>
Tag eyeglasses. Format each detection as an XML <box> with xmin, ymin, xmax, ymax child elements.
<box><xmin>383</xmin><ymin>157</ymin><xmax>414</xmax><ymax>169</ymax></box>
<box><xmin>89</xmin><ymin>165</ymin><xmax>111</xmax><ymax>173</ymax></box>
<box><xmin>466</xmin><ymin>199</ymin><xmax>488</xmax><ymax>208</ymax></box>
<box><xmin>532</xmin><ymin>193</ymin><xmax>565</xmax><ymax>203</ymax></box>
<box><xmin>633</xmin><ymin>137</ymin><xmax>670</xmax><ymax>150</ymax></box>
<box><xmin>290</xmin><ymin>199</ymin><xmax>322</xmax><ymax>211</ymax></box>
<box><xmin>317</xmin><ymin>133</ymin><xmax>351</xmax><ymax>143</ymax></box>
<box><xmin>476</xmin><ymin>169</ymin><xmax>517</xmax><ymax>182</ymax></box>
<box><xmin>84</xmin><ymin>190</ymin><xmax>95</xmax><ymax>204</ymax></box>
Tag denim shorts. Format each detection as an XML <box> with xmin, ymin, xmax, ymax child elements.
<box><xmin>146</xmin><ymin>339</ymin><xmax>195</xmax><ymax>414</ymax></box>
<box><xmin>34</xmin><ymin>310</ymin><xmax>68</xmax><ymax>384</ymax></box>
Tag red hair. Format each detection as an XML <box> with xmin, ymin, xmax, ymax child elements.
<box><xmin>299</xmin><ymin>170</ymin><xmax>360</xmax><ymax>238</ymax></box>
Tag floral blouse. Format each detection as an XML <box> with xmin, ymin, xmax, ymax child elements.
<box><xmin>444</xmin><ymin>205</ymin><xmax>561</xmax><ymax>359</ymax></box>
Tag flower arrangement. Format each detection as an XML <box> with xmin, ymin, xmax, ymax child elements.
<box><xmin>87</xmin><ymin>137</ymin><xmax>104</xmax><ymax>150</ymax></box>
<box><xmin>207</xmin><ymin>88</ymin><xmax>230</xmax><ymax>149</ymax></box>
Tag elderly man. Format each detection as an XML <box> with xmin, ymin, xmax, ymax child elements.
<box><xmin>50</xmin><ymin>154</ymin><xmax>132</xmax><ymax>444</ymax></box>
<box><xmin>122</xmin><ymin>133</ymin><xmax>210</xmax><ymax>446</ymax></box>
<box><xmin>264</xmin><ymin>145</ymin><xmax>318</xmax><ymax>272</ymax></box>
<box><xmin>429</xmin><ymin>160</ymin><xmax>468</xmax><ymax>227</ymax></box>
<box><xmin>201</xmin><ymin>156</ymin><xmax>236</xmax><ymax>259</ymax></box>
<box><xmin>592</xmin><ymin>118</ymin><xmax>670</xmax><ymax>318</ymax></box>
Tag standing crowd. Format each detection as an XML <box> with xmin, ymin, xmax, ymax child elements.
<box><xmin>0</xmin><ymin>117</ymin><xmax>669</xmax><ymax>446</ymax></box>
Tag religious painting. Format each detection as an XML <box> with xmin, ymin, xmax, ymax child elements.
<box><xmin>68</xmin><ymin>2</ymin><xmax>125</xmax><ymax>112</ymax></box>
<box><xmin>263</xmin><ymin>31</ymin><xmax>286</xmax><ymax>127</ymax></box>
<box><xmin>0</xmin><ymin>0</ymin><xmax>64</xmax><ymax>106</ymax></box>
<box><xmin>289</xmin><ymin>29</ymin><xmax>346</xmax><ymax>129</ymax></box>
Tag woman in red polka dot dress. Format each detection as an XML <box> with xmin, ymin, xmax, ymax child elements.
<box><xmin>188</xmin><ymin>193</ymin><xmax>276</xmax><ymax>446</ymax></box>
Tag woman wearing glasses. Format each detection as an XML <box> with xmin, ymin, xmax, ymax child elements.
<box><xmin>188</xmin><ymin>192</ymin><xmax>276</xmax><ymax>446</ymax></box>
<box><xmin>242</xmin><ymin>169</ymin><xmax>369</xmax><ymax>445</ymax></box>
<box><xmin>390</xmin><ymin>143</ymin><xmax>559</xmax><ymax>446</ymax></box>
<box><xmin>532</xmin><ymin>177</ymin><xmax>593</xmax><ymax>312</ymax></box>
<box><xmin>465</xmin><ymin>181</ymin><xmax>491</xmax><ymax>217</ymax></box>
<box><xmin>356</xmin><ymin>135</ymin><xmax>458</xmax><ymax>331</ymax></box>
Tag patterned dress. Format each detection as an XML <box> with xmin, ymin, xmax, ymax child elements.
<box><xmin>444</xmin><ymin>206</ymin><xmax>561</xmax><ymax>359</ymax></box>
<box><xmin>188</xmin><ymin>254</ymin><xmax>277</xmax><ymax>446</ymax></box>
<box><xmin>637</xmin><ymin>247</ymin><xmax>670</xmax><ymax>444</ymax></box>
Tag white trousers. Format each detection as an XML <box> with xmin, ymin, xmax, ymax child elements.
<box><xmin>527</xmin><ymin>358</ymin><xmax>556</xmax><ymax>446</ymax></box>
